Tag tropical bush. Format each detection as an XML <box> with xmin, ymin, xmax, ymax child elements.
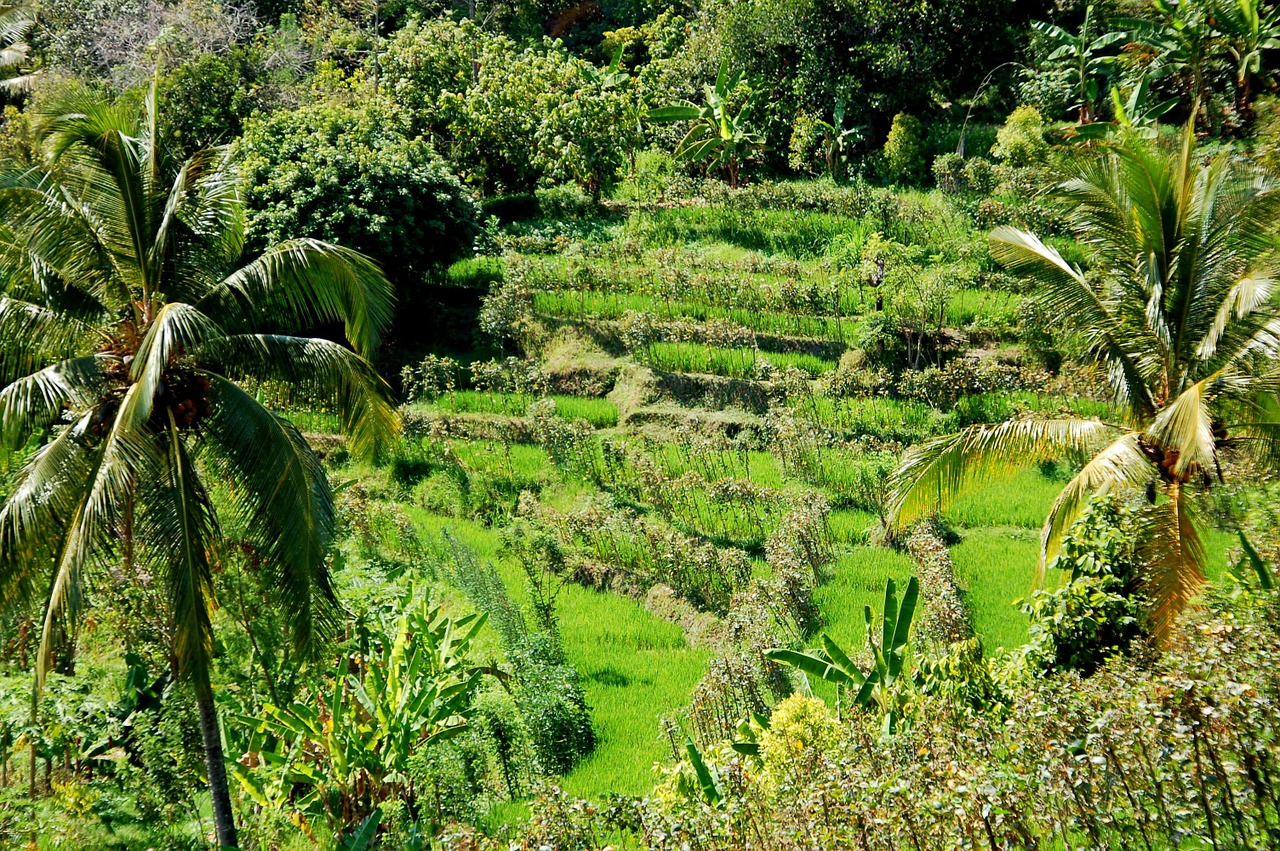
<box><xmin>1022</xmin><ymin>495</ymin><xmax>1144</xmax><ymax>674</ymax></box>
<box><xmin>991</xmin><ymin>105</ymin><xmax>1050</xmax><ymax>167</ymax></box>
<box><xmin>881</xmin><ymin>113</ymin><xmax>926</xmax><ymax>184</ymax></box>
<box><xmin>238</xmin><ymin>93</ymin><xmax>481</xmax><ymax>290</ymax></box>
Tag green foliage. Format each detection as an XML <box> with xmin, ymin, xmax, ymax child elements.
<box><xmin>931</xmin><ymin>152</ymin><xmax>965</xmax><ymax>193</ymax></box>
<box><xmin>881</xmin><ymin>113</ymin><xmax>926</xmax><ymax>184</ymax></box>
<box><xmin>534</xmin><ymin>80</ymin><xmax>632</xmax><ymax>201</ymax></box>
<box><xmin>230</xmin><ymin>592</ymin><xmax>493</xmax><ymax>831</ymax></box>
<box><xmin>1021</xmin><ymin>495</ymin><xmax>1144</xmax><ymax>674</ymax></box>
<box><xmin>239</xmin><ymin>94</ymin><xmax>480</xmax><ymax>290</ymax></box>
<box><xmin>650</xmin><ymin>58</ymin><xmax>764</xmax><ymax>188</ymax></box>
<box><xmin>767</xmin><ymin>576</ymin><xmax>919</xmax><ymax>733</ymax></box>
<box><xmin>0</xmin><ymin>86</ymin><xmax>399</xmax><ymax>847</ymax></box>
<box><xmin>507</xmin><ymin>633</ymin><xmax>597</xmax><ymax>775</ymax></box>
<box><xmin>991</xmin><ymin>105</ymin><xmax>1049</xmax><ymax>166</ymax></box>
<box><xmin>1031</xmin><ymin>5</ymin><xmax>1125</xmax><ymax>122</ymax></box>
<box><xmin>158</xmin><ymin>49</ymin><xmax>263</xmax><ymax>159</ymax></box>
<box><xmin>441</xmin><ymin>532</ymin><xmax>596</xmax><ymax>776</ymax></box>
<box><xmin>393</xmin><ymin>23</ymin><xmax>636</xmax><ymax>196</ymax></box>
<box><xmin>961</xmin><ymin>157</ymin><xmax>997</xmax><ymax>193</ymax></box>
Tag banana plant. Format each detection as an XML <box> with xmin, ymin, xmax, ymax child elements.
<box><xmin>1231</xmin><ymin>530</ymin><xmax>1275</xmax><ymax>591</ymax></box>
<box><xmin>1213</xmin><ymin>0</ymin><xmax>1280</xmax><ymax>115</ymax></box>
<box><xmin>810</xmin><ymin>98</ymin><xmax>864</xmax><ymax>180</ymax></box>
<box><xmin>681</xmin><ymin>738</ymin><xmax>723</xmax><ymax>805</ymax></box>
<box><xmin>649</xmin><ymin>58</ymin><xmax>764</xmax><ymax>188</ymax></box>
<box><xmin>588</xmin><ymin>43</ymin><xmax>631</xmax><ymax>90</ymax></box>
<box><xmin>766</xmin><ymin>576</ymin><xmax>919</xmax><ymax>734</ymax></box>
<box><xmin>1073</xmin><ymin>75</ymin><xmax>1178</xmax><ymax>140</ymax></box>
<box><xmin>1117</xmin><ymin>0</ymin><xmax>1218</xmax><ymax>113</ymax></box>
<box><xmin>231</xmin><ymin>595</ymin><xmax>497</xmax><ymax>833</ymax></box>
<box><xmin>1033</xmin><ymin>5</ymin><xmax>1127</xmax><ymax>122</ymax></box>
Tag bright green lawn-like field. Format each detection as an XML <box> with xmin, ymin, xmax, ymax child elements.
<box><xmin>411</xmin><ymin>511</ymin><xmax>709</xmax><ymax>796</ymax></box>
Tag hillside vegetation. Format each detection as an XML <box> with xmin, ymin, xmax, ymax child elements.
<box><xmin>2</xmin><ymin>0</ymin><xmax>1280</xmax><ymax>848</ymax></box>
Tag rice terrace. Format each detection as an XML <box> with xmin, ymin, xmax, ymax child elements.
<box><xmin>3</xmin><ymin>0</ymin><xmax>1280</xmax><ymax>847</ymax></box>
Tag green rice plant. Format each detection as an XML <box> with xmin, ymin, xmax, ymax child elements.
<box><xmin>444</xmin><ymin>256</ymin><xmax>504</xmax><ymax>289</ymax></box>
<box><xmin>623</xmin><ymin>206</ymin><xmax>861</xmax><ymax>259</ymax></box>
<box><xmin>944</xmin><ymin>288</ymin><xmax>1022</xmax><ymax>327</ymax></box>
<box><xmin>430</xmin><ymin>391</ymin><xmax>532</xmax><ymax>417</ymax></box>
<box><xmin>282</xmin><ymin>408</ymin><xmax>345</xmax><ymax>434</ymax></box>
<box><xmin>423</xmin><ymin>393</ymin><xmax>618</xmax><ymax>429</ymax></box>
<box><xmin>549</xmin><ymin>396</ymin><xmax>619</xmax><ymax>428</ymax></box>
<box><xmin>534</xmin><ymin>290</ymin><xmax>857</xmax><ymax>341</ymax></box>
<box><xmin>944</xmin><ymin>466</ymin><xmax>1064</xmax><ymax>529</ymax></box>
<box><xmin>948</xmin><ymin>527</ymin><xmax>1036</xmax><ymax>649</ymax></box>
<box><xmin>642</xmin><ymin>342</ymin><xmax>760</xmax><ymax>379</ymax></box>
<box><xmin>800</xmin><ymin>395</ymin><xmax>952</xmax><ymax>443</ymax></box>
<box><xmin>763</xmin><ymin>351</ymin><xmax>839</xmax><ymax>377</ymax></box>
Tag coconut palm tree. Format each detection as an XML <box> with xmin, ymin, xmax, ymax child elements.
<box><xmin>887</xmin><ymin>127</ymin><xmax>1280</xmax><ymax>640</ymax></box>
<box><xmin>0</xmin><ymin>2</ymin><xmax>39</xmax><ymax>94</ymax></box>
<box><xmin>0</xmin><ymin>87</ymin><xmax>397</xmax><ymax>847</ymax></box>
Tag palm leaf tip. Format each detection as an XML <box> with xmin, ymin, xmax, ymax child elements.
<box><xmin>887</xmin><ymin>417</ymin><xmax>1119</xmax><ymax>531</ymax></box>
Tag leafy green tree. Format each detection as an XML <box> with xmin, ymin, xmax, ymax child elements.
<box><xmin>238</xmin><ymin>91</ymin><xmax>480</xmax><ymax>293</ymax></box>
<box><xmin>1032</xmin><ymin>5</ymin><xmax>1126</xmax><ymax>123</ymax></box>
<box><xmin>888</xmin><ymin>128</ymin><xmax>1280</xmax><ymax>640</ymax></box>
<box><xmin>436</xmin><ymin>40</ymin><xmax>584</xmax><ymax>194</ymax></box>
<box><xmin>0</xmin><ymin>88</ymin><xmax>398</xmax><ymax>847</ymax></box>
<box><xmin>649</xmin><ymin>58</ymin><xmax>764</xmax><ymax>188</ymax></box>
<box><xmin>534</xmin><ymin>66</ymin><xmax>632</xmax><ymax>202</ymax></box>
<box><xmin>158</xmin><ymin>48</ymin><xmax>263</xmax><ymax>160</ymax></box>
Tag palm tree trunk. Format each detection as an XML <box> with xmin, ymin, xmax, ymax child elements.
<box><xmin>195</xmin><ymin>672</ymin><xmax>239</xmax><ymax>849</ymax></box>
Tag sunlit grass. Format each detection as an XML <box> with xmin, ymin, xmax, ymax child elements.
<box><xmin>642</xmin><ymin>342</ymin><xmax>837</xmax><ymax>379</ymax></box>
<box><xmin>945</xmin><ymin>466</ymin><xmax>1065</xmax><ymax>529</ymax></box>
<box><xmin>950</xmin><ymin>526</ymin><xmax>1036</xmax><ymax>650</ymax></box>
<box><xmin>408</xmin><ymin>509</ymin><xmax>707</xmax><ymax>797</ymax></box>
<box><xmin>809</xmin><ymin>545</ymin><xmax>916</xmax><ymax>702</ymax></box>
<box><xmin>423</xmin><ymin>392</ymin><xmax>619</xmax><ymax>428</ymax></box>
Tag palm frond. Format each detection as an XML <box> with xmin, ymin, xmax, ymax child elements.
<box><xmin>887</xmin><ymin>417</ymin><xmax>1120</xmax><ymax>530</ymax></box>
<box><xmin>35</xmin><ymin>406</ymin><xmax>155</xmax><ymax>686</ymax></box>
<box><xmin>1146</xmin><ymin>373</ymin><xmax>1226</xmax><ymax>477</ymax></box>
<box><xmin>198</xmin><ymin>375</ymin><xmax>340</xmax><ymax>651</ymax></box>
<box><xmin>196</xmin><ymin>334</ymin><xmax>398</xmax><ymax>459</ymax></box>
<box><xmin>0</xmin><ymin>356</ymin><xmax>110</xmax><ymax>450</ymax></box>
<box><xmin>1135</xmin><ymin>484</ymin><xmax>1207</xmax><ymax>642</ymax></box>
<box><xmin>990</xmin><ymin>226</ymin><xmax>1157</xmax><ymax>419</ymax></box>
<box><xmin>38</xmin><ymin>100</ymin><xmax>159</xmax><ymax>301</ymax></box>
<box><xmin>154</xmin><ymin>147</ymin><xmax>244</xmax><ymax>304</ymax></box>
<box><xmin>0</xmin><ymin>297</ymin><xmax>99</xmax><ymax>384</ymax></box>
<box><xmin>142</xmin><ymin>408</ymin><xmax>218</xmax><ymax>681</ymax></box>
<box><xmin>197</xmin><ymin>240</ymin><xmax>393</xmax><ymax>359</ymax></box>
<box><xmin>0</xmin><ymin>413</ymin><xmax>98</xmax><ymax>611</ymax></box>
